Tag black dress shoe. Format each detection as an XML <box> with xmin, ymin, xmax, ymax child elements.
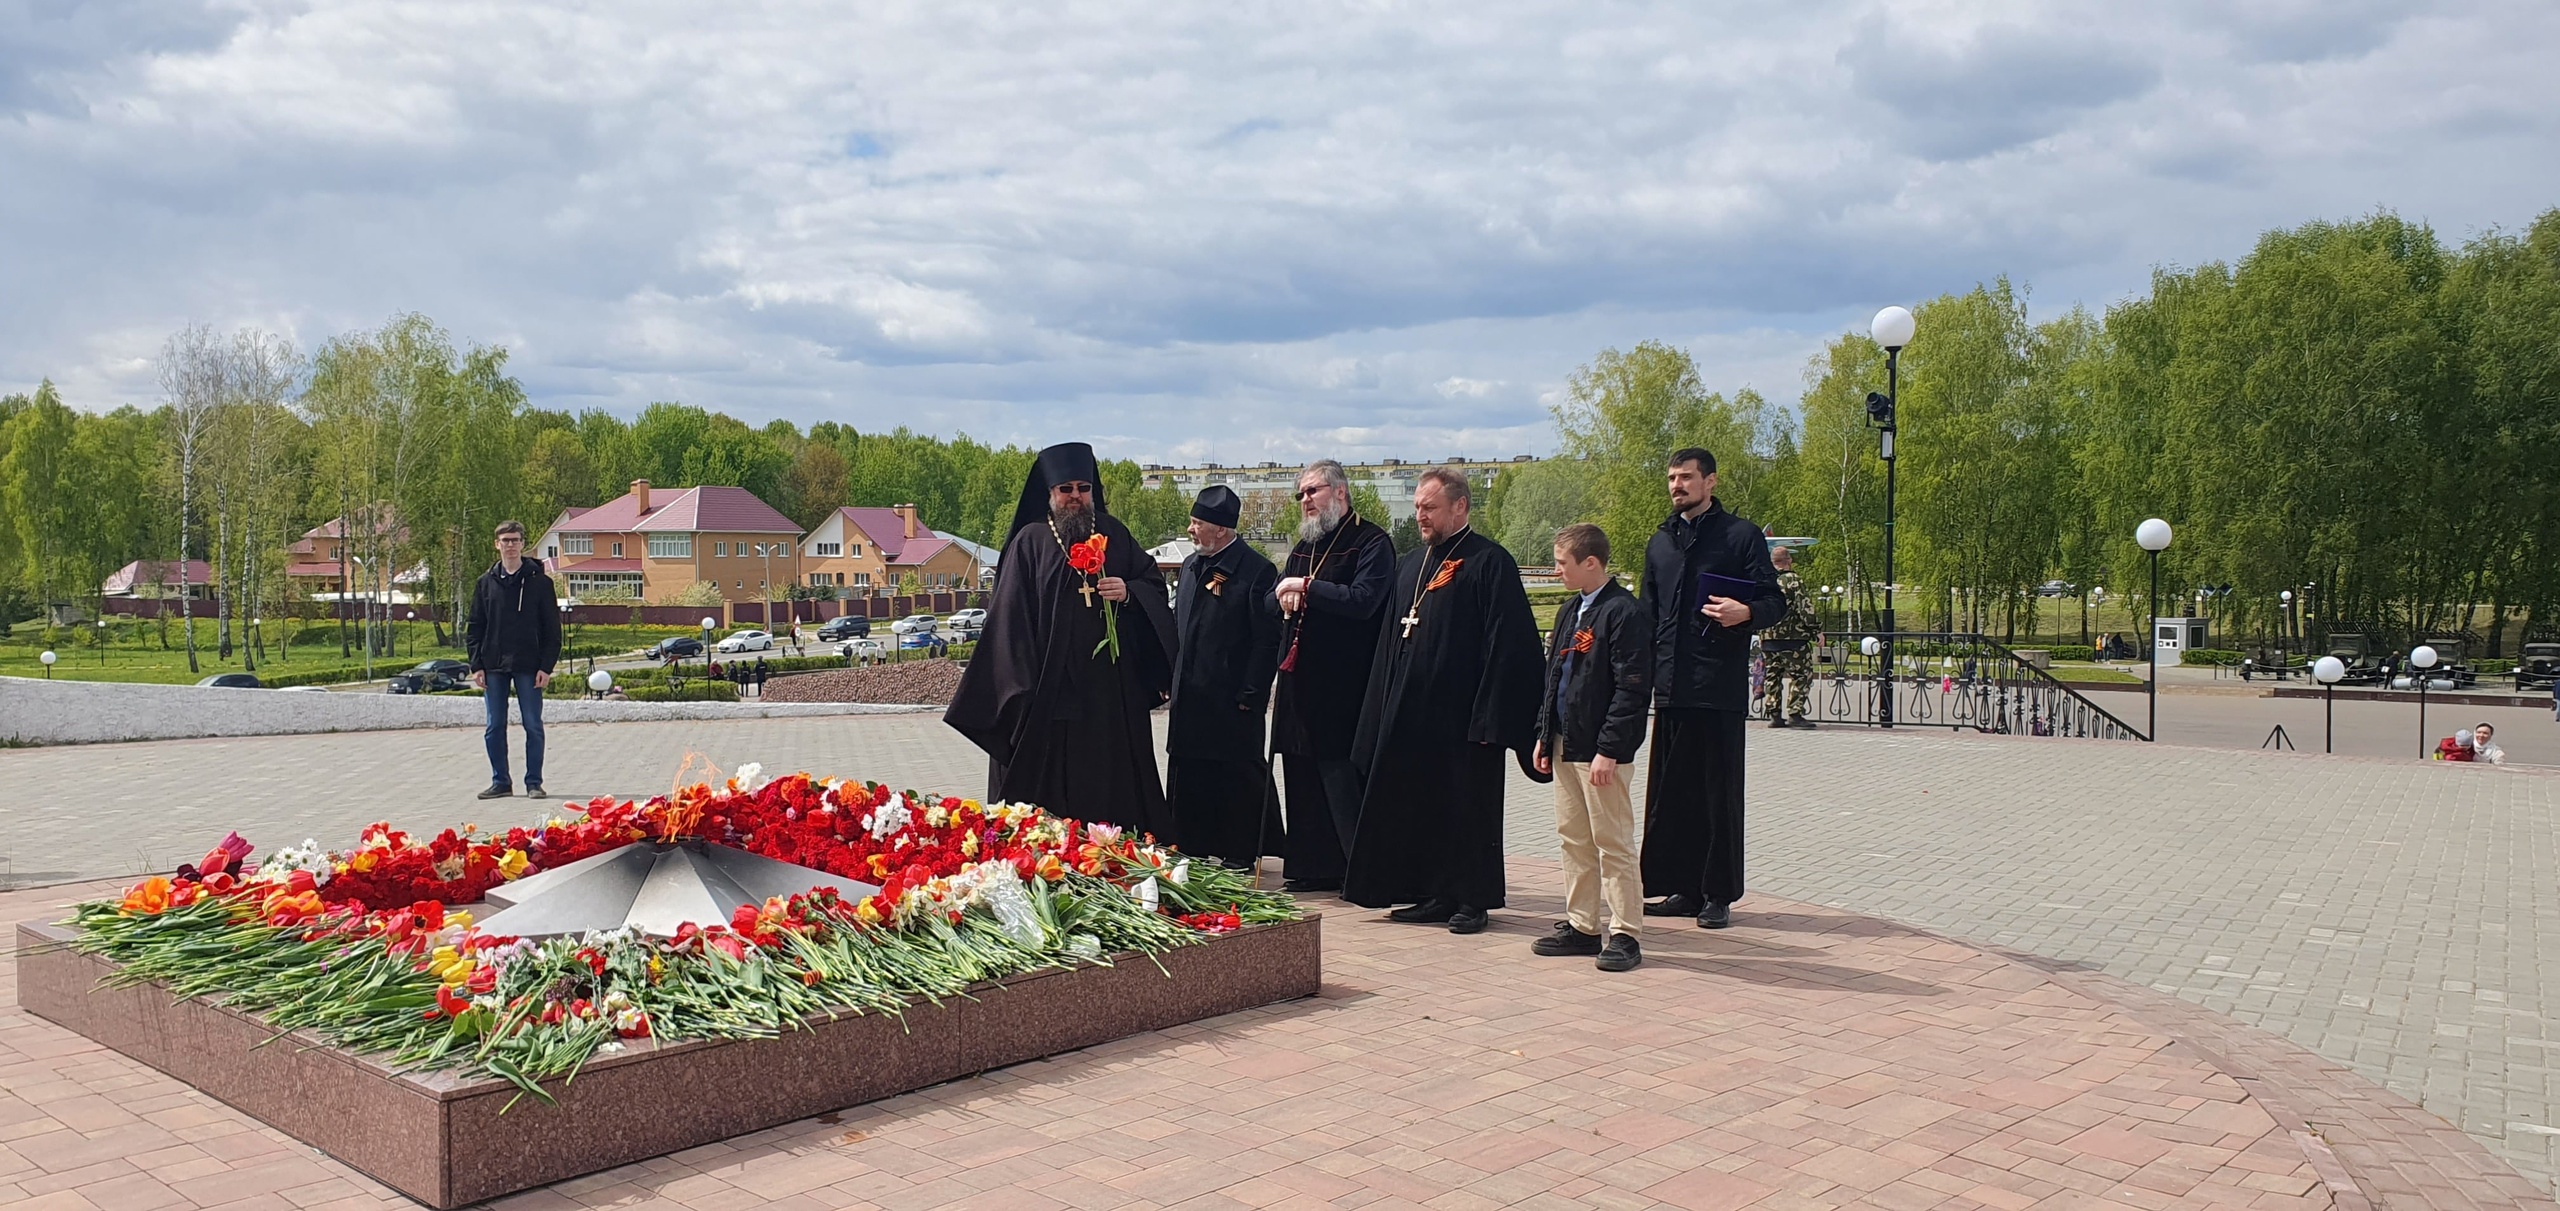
<box><xmin>476</xmin><ymin>785</ymin><xmax>513</xmax><ymax>800</ymax></box>
<box><xmin>1699</xmin><ymin>901</ymin><xmax>1732</xmax><ymax>929</ymax></box>
<box><xmin>1388</xmin><ymin>898</ymin><xmax>1456</xmax><ymax>923</ymax></box>
<box><xmin>1446</xmin><ymin>905</ymin><xmax>1489</xmax><ymax>934</ymax></box>
<box><xmin>1790</xmin><ymin>719</ymin><xmax>1816</xmax><ymax>730</ymax></box>
<box><xmin>525</xmin><ymin>782</ymin><xmax>548</xmax><ymax>800</ymax></box>
<box><xmin>1597</xmin><ymin>933</ymin><xmax>1643</xmax><ymax>972</ymax></box>
<box><xmin>1767</xmin><ymin>717</ymin><xmax>1789</xmax><ymax>729</ymax></box>
<box><xmin>1281</xmin><ymin>877</ymin><xmax>1342</xmax><ymax>894</ymax></box>
<box><xmin>1530</xmin><ymin>921</ymin><xmax>1602</xmax><ymax>956</ymax></box>
<box><xmin>1642</xmin><ymin>893</ymin><xmax>1700</xmax><ymax>918</ymax></box>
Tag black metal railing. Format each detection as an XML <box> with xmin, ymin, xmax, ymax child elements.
<box><xmin>1770</xmin><ymin>632</ymin><xmax>2148</xmax><ymax>741</ymax></box>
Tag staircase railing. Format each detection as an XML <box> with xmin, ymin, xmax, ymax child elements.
<box><xmin>1778</xmin><ymin>631</ymin><xmax>2147</xmax><ymax>741</ymax></box>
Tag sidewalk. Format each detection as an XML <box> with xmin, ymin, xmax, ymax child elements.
<box><xmin>4</xmin><ymin>861</ymin><xmax>2548</xmax><ymax>1211</ymax></box>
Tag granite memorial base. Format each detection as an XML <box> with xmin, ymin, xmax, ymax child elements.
<box><xmin>15</xmin><ymin>915</ymin><xmax>1322</xmax><ymax>1209</ymax></box>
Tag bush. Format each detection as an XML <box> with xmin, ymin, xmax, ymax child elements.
<box><xmin>2045</xmin><ymin>644</ymin><xmax>2096</xmax><ymax>662</ymax></box>
<box><xmin>2476</xmin><ymin>658</ymin><xmax>2517</xmax><ymax>675</ymax></box>
<box><xmin>626</xmin><ymin>682</ymin><xmax>739</xmax><ymax>703</ymax></box>
<box><xmin>261</xmin><ymin>665</ymin><xmax>383</xmax><ymax>689</ymax></box>
<box><xmin>2178</xmin><ymin>648</ymin><xmax>2244</xmax><ymax>666</ymax></box>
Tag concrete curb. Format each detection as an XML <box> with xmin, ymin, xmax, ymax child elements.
<box><xmin>0</xmin><ymin>675</ymin><xmax>930</xmax><ymax>746</ymax></box>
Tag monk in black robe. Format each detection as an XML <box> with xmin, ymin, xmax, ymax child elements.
<box><xmin>1343</xmin><ymin>468</ymin><xmax>1546</xmax><ymax>934</ymax></box>
<box><xmin>1269</xmin><ymin>460</ymin><xmax>1396</xmax><ymax>892</ymax></box>
<box><xmin>1166</xmin><ymin>485</ymin><xmax>1284</xmax><ymax>867</ymax></box>
<box><xmin>945</xmin><ymin>443</ymin><xmax>1178</xmax><ymax>837</ymax></box>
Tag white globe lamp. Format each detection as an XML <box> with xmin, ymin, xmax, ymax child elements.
<box><xmin>1870</xmin><ymin>306</ymin><xmax>1916</xmax><ymax>351</ymax></box>
<box><xmin>2313</xmin><ymin>656</ymin><xmax>2345</xmax><ymax>684</ymax></box>
<box><xmin>2135</xmin><ymin>519</ymin><xmax>2173</xmax><ymax>552</ymax></box>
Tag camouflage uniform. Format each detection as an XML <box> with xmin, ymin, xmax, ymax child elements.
<box><xmin>1759</xmin><ymin>569</ymin><xmax>1819</xmax><ymax>723</ymax></box>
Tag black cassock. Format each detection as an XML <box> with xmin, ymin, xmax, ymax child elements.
<box><xmin>1343</xmin><ymin>528</ymin><xmax>1546</xmax><ymax>910</ymax></box>
<box><xmin>1166</xmin><ymin>539</ymin><xmax>1284</xmax><ymax>863</ymax></box>
<box><xmin>944</xmin><ymin>512</ymin><xmax>1178</xmax><ymax>837</ymax></box>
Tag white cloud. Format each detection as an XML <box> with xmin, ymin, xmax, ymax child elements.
<box><xmin>1</xmin><ymin>0</ymin><xmax>2555</xmax><ymax>462</ymax></box>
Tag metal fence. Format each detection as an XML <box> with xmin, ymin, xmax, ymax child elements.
<box><xmin>1771</xmin><ymin>632</ymin><xmax>2148</xmax><ymax>741</ymax></box>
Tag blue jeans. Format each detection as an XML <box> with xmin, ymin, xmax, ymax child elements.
<box><xmin>483</xmin><ymin>670</ymin><xmax>545</xmax><ymax>789</ymax></box>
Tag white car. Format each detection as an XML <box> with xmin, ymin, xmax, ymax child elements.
<box><xmin>715</xmin><ymin>629</ymin><xmax>775</xmax><ymax>653</ymax></box>
<box><xmin>890</xmin><ymin>614</ymin><xmax>938</xmax><ymax>636</ymax></box>
<box><xmin>838</xmin><ymin>637</ymin><xmax>887</xmax><ymax>658</ymax></box>
<box><xmin>945</xmin><ymin>608</ymin><xmax>987</xmax><ymax>632</ymax></box>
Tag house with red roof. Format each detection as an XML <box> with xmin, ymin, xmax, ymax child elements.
<box><xmin>99</xmin><ymin>560</ymin><xmax>214</xmax><ymax>599</ymax></box>
<box><xmin>535</xmin><ymin>480</ymin><xmax>804</xmax><ymax>604</ymax></box>
<box><xmin>800</xmin><ymin>504</ymin><xmax>981</xmax><ymax>597</ymax></box>
<box><xmin>282</xmin><ymin>513</ymin><xmax>428</xmax><ymax>600</ymax></box>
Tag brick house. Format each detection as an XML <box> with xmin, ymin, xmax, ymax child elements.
<box><xmin>536</xmin><ymin>480</ymin><xmax>804</xmax><ymax>604</ymax></box>
<box><xmin>800</xmin><ymin>505</ymin><xmax>981</xmax><ymax>597</ymax></box>
<box><xmin>282</xmin><ymin>515</ymin><xmax>427</xmax><ymax>601</ymax></box>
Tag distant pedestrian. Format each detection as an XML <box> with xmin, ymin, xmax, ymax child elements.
<box><xmin>753</xmin><ymin>657</ymin><xmax>768</xmax><ymax>697</ymax></box>
<box><xmin>466</xmin><ymin>520</ymin><xmax>561</xmax><ymax>800</ymax></box>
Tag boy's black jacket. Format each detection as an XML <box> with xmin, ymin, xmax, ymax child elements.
<box><xmin>1535</xmin><ymin>578</ymin><xmax>1654</xmax><ymax>764</ymax></box>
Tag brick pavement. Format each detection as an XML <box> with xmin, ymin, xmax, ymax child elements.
<box><xmin>3</xmin><ymin>715</ymin><xmax>2557</xmax><ymax>1203</ymax></box>
<box><xmin>6</xmin><ymin>865</ymin><xmax>2473</xmax><ymax>1211</ymax></box>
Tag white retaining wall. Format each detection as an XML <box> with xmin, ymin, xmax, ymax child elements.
<box><xmin>0</xmin><ymin>676</ymin><xmax>925</xmax><ymax>746</ymax></box>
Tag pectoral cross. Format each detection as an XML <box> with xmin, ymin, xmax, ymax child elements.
<box><xmin>1081</xmin><ymin>582</ymin><xmax>1095</xmax><ymax>608</ymax></box>
<box><xmin>1399</xmin><ymin>607</ymin><xmax>1420</xmax><ymax>639</ymax></box>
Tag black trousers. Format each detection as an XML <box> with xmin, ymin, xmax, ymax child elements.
<box><xmin>1639</xmin><ymin>706</ymin><xmax>1746</xmax><ymax>904</ymax></box>
<box><xmin>1279</xmin><ymin>754</ymin><xmax>1362</xmax><ymax>880</ymax></box>
<box><xmin>1167</xmin><ymin>755</ymin><xmax>1281</xmax><ymax>866</ymax></box>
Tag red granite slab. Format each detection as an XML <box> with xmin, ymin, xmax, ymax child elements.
<box><xmin>14</xmin><ymin>914</ymin><xmax>1321</xmax><ymax>1208</ymax></box>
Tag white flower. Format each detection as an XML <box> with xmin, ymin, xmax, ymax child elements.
<box><xmin>730</xmin><ymin>762</ymin><xmax>770</xmax><ymax>795</ymax></box>
<box><xmin>598</xmin><ymin>1041</ymin><xmax>626</xmax><ymax>1054</ymax></box>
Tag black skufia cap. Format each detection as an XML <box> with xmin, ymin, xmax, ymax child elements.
<box><xmin>1190</xmin><ymin>484</ymin><xmax>1241</xmax><ymax>528</ymax></box>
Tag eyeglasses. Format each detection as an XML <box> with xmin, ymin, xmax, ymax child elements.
<box><xmin>1056</xmin><ymin>482</ymin><xmax>1093</xmax><ymax>495</ymax></box>
<box><xmin>1294</xmin><ymin>486</ymin><xmax>1331</xmax><ymax>501</ymax></box>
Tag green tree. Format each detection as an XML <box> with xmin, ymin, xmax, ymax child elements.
<box><xmin>1552</xmin><ymin>342</ymin><xmax>1771</xmax><ymax>581</ymax></box>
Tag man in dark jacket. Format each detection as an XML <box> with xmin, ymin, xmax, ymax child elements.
<box><xmin>465</xmin><ymin>520</ymin><xmax>563</xmax><ymax>800</ymax></box>
<box><xmin>1531</xmin><ymin>523</ymin><xmax>1653</xmax><ymax>971</ymax></box>
<box><xmin>1637</xmin><ymin>447</ymin><xmax>1784</xmax><ymax>928</ymax></box>
<box><xmin>1268</xmin><ymin>459</ymin><xmax>1396</xmax><ymax>892</ymax></box>
<box><xmin>1166</xmin><ymin>486</ymin><xmax>1285</xmax><ymax>868</ymax></box>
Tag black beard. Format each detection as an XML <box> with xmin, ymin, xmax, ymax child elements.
<box><xmin>1051</xmin><ymin>500</ymin><xmax>1096</xmax><ymax>545</ymax></box>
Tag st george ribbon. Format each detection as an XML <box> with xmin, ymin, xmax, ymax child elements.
<box><xmin>477</xmin><ymin>839</ymin><xmax>880</xmax><ymax>937</ymax></box>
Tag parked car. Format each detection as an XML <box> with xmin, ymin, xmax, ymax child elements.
<box><xmin>2517</xmin><ymin>642</ymin><xmax>2560</xmax><ymax>691</ymax></box>
<box><xmin>899</xmin><ymin>629</ymin><xmax>941</xmax><ymax>649</ymax></box>
<box><xmin>196</xmin><ymin>673</ymin><xmax>264</xmax><ymax>689</ymax></box>
<box><xmin>816</xmin><ymin>616</ymin><xmax>871</xmax><ymax>641</ymax></box>
<box><xmin>2034</xmin><ymin>580</ymin><xmax>2077</xmax><ymax>598</ymax></box>
<box><xmin>385</xmin><ymin>659</ymin><xmax>471</xmax><ymax>695</ymax></box>
<box><xmin>945</xmin><ymin>608</ymin><xmax>987</xmax><ymax>634</ymax></box>
<box><xmin>890</xmin><ymin>614</ymin><xmax>938</xmax><ymax>636</ymax></box>
<box><xmin>715</xmin><ymin>629</ymin><xmax>775</xmax><ymax>653</ymax></box>
<box><xmin>838</xmin><ymin>637</ymin><xmax>888</xmax><ymax>659</ymax></box>
<box><xmin>652</xmin><ymin>636</ymin><xmax>705</xmax><ymax>660</ymax></box>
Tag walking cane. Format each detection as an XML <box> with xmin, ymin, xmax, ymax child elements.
<box><xmin>1249</xmin><ymin>609</ymin><xmax>1303</xmax><ymax>891</ymax></box>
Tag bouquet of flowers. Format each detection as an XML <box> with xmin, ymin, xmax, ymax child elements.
<box><xmin>1065</xmin><ymin>533</ymin><xmax>1121</xmax><ymax>661</ymax></box>
<box><xmin>71</xmin><ymin>766</ymin><xmax>1296</xmax><ymax>1106</ymax></box>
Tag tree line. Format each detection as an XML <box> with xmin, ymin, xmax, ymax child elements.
<box><xmin>1479</xmin><ymin>209</ymin><xmax>2560</xmax><ymax>654</ymax></box>
<box><xmin>7</xmin><ymin>209</ymin><xmax>2554</xmax><ymax>662</ymax></box>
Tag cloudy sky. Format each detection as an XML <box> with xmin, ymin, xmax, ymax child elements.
<box><xmin>4</xmin><ymin>0</ymin><xmax>2555</xmax><ymax>462</ymax></box>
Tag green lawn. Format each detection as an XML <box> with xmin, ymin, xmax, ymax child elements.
<box><xmin>0</xmin><ymin>618</ymin><xmax>694</xmax><ymax>686</ymax></box>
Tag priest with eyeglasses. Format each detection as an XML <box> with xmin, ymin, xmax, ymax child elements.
<box><xmin>946</xmin><ymin>443</ymin><xmax>1178</xmax><ymax>837</ymax></box>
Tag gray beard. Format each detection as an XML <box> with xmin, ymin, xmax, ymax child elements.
<box><xmin>1051</xmin><ymin>502</ymin><xmax>1096</xmax><ymax>546</ymax></box>
<box><xmin>1296</xmin><ymin>499</ymin><xmax>1347</xmax><ymax>545</ymax></box>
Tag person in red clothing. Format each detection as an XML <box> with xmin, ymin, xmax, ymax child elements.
<box><xmin>2434</xmin><ymin>729</ymin><xmax>2477</xmax><ymax>762</ymax></box>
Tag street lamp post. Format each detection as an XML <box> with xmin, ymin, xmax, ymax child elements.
<box><xmin>2313</xmin><ymin>655</ymin><xmax>2345</xmax><ymax>753</ymax></box>
<box><xmin>1868</xmin><ymin>305</ymin><xmax>1915</xmax><ymax>728</ymax></box>
<box><xmin>96</xmin><ymin>619</ymin><xmax>107</xmax><ymax>666</ymax></box>
<box><xmin>2278</xmin><ymin>590</ymin><xmax>2294</xmax><ymax>675</ymax></box>
<box><xmin>2136</xmin><ymin>518</ymin><xmax>2173</xmax><ymax>742</ymax></box>
<box><xmin>2410</xmin><ymin>644</ymin><xmax>2439</xmax><ymax>758</ymax></box>
<box><xmin>588</xmin><ymin>668</ymin><xmax>613</xmax><ymax>700</ymax></box>
<box><xmin>40</xmin><ymin>649</ymin><xmax>56</xmax><ymax>679</ymax></box>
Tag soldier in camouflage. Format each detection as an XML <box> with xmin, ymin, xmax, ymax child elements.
<box><xmin>1759</xmin><ymin>545</ymin><xmax>1820</xmax><ymax>728</ymax></box>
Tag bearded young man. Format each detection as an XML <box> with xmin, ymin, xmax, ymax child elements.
<box><xmin>945</xmin><ymin>443</ymin><xmax>1178</xmax><ymax>836</ymax></box>
<box><xmin>1267</xmin><ymin>459</ymin><xmax>1396</xmax><ymax>892</ymax></box>
<box><xmin>1341</xmin><ymin>467</ymin><xmax>1546</xmax><ymax>934</ymax></box>
<box><xmin>1637</xmin><ymin>447</ymin><xmax>1785</xmax><ymax>929</ymax></box>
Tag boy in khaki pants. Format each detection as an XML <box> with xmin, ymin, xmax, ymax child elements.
<box><xmin>1531</xmin><ymin>524</ymin><xmax>1655</xmax><ymax>972</ymax></box>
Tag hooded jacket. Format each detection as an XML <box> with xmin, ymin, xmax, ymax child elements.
<box><xmin>465</xmin><ymin>560</ymin><xmax>562</xmax><ymax>675</ymax></box>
